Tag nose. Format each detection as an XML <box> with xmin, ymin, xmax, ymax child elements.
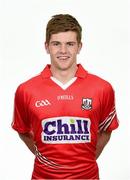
<box><xmin>60</xmin><ymin>44</ymin><xmax>67</xmax><ymax>54</ymax></box>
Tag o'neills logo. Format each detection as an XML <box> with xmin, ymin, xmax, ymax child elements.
<box><xmin>41</xmin><ymin>117</ymin><xmax>91</xmax><ymax>144</ymax></box>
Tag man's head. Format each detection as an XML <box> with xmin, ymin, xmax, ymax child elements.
<box><xmin>45</xmin><ymin>14</ymin><xmax>82</xmax><ymax>71</ymax></box>
<box><xmin>45</xmin><ymin>14</ymin><xmax>82</xmax><ymax>44</ymax></box>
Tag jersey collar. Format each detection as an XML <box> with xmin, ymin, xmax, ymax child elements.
<box><xmin>75</xmin><ymin>64</ymin><xmax>88</xmax><ymax>78</ymax></box>
<box><xmin>41</xmin><ymin>64</ymin><xmax>88</xmax><ymax>79</ymax></box>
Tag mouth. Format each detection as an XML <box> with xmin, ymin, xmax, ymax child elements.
<box><xmin>57</xmin><ymin>56</ymin><xmax>70</xmax><ymax>60</ymax></box>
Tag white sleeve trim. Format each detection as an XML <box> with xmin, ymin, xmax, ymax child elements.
<box><xmin>99</xmin><ymin>106</ymin><xmax>116</xmax><ymax>131</ymax></box>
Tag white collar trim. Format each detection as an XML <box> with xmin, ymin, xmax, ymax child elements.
<box><xmin>50</xmin><ymin>76</ymin><xmax>77</xmax><ymax>90</ymax></box>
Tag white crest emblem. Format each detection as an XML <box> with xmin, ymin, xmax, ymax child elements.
<box><xmin>81</xmin><ymin>98</ymin><xmax>92</xmax><ymax>110</ymax></box>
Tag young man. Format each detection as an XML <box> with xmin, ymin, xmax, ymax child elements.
<box><xmin>12</xmin><ymin>14</ymin><xmax>119</xmax><ymax>179</ymax></box>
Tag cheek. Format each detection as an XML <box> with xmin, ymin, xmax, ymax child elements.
<box><xmin>50</xmin><ymin>51</ymin><xmax>58</xmax><ymax>59</ymax></box>
<box><xmin>49</xmin><ymin>48</ymin><xmax>59</xmax><ymax>55</ymax></box>
<box><xmin>71</xmin><ymin>49</ymin><xmax>79</xmax><ymax>56</ymax></box>
<box><xmin>77</xmin><ymin>47</ymin><xmax>81</xmax><ymax>54</ymax></box>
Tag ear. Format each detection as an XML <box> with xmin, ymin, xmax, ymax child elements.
<box><xmin>77</xmin><ymin>42</ymin><xmax>82</xmax><ymax>54</ymax></box>
<box><xmin>45</xmin><ymin>42</ymin><xmax>50</xmax><ymax>54</ymax></box>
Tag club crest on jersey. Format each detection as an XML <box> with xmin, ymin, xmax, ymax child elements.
<box><xmin>81</xmin><ymin>98</ymin><xmax>92</xmax><ymax>110</ymax></box>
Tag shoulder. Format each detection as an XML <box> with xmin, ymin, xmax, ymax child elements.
<box><xmin>15</xmin><ymin>73</ymin><xmax>42</xmax><ymax>95</ymax></box>
<box><xmin>86</xmin><ymin>72</ymin><xmax>114</xmax><ymax>92</ymax></box>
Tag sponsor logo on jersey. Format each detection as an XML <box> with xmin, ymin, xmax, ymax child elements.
<box><xmin>41</xmin><ymin>117</ymin><xmax>91</xmax><ymax>144</ymax></box>
<box><xmin>57</xmin><ymin>95</ymin><xmax>74</xmax><ymax>100</ymax></box>
<box><xmin>81</xmin><ymin>98</ymin><xmax>92</xmax><ymax>110</ymax></box>
<box><xmin>35</xmin><ymin>99</ymin><xmax>51</xmax><ymax>107</ymax></box>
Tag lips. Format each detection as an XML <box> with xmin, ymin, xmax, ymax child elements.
<box><xmin>57</xmin><ymin>56</ymin><xmax>70</xmax><ymax>60</ymax></box>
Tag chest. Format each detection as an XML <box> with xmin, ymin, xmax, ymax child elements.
<box><xmin>28</xmin><ymin>79</ymin><xmax>101</xmax><ymax>122</ymax></box>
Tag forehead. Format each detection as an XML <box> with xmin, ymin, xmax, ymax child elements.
<box><xmin>49</xmin><ymin>31</ymin><xmax>77</xmax><ymax>42</ymax></box>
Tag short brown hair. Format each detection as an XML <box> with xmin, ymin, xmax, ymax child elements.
<box><xmin>46</xmin><ymin>14</ymin><xmax>82</xmax><ymax>44</ymax></box>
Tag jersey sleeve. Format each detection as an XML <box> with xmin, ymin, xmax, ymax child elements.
<box><xmin>99</xmin><ymin>83</ymin><xmax>119</xmax><ymax>132</ymax></box>
<box><xmin>12</xmin><ymin>85</ymin><xmax>31</xmax><ymax>133</ymax></box>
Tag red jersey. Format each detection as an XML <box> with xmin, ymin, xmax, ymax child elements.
<box><xmin>12</xmin><ymin>64</ymin><xmax>119</xmax><ymax>179</ymax></box>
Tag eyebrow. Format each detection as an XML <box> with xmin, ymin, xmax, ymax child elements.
<box><xmin>50</xmin><ymin>41</ymin><xmax>77</xmax><ymax>44</ymax></box>
<box><xmin>50</xmin><ymin>41</ymin><xmax>60</xmax><ymax>44</ymax></box>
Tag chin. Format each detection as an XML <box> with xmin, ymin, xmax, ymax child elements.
<box><xmin>58</xmin><ymin>65</ymin><xmax>70</xmax><ymax>71</ymax></box>
<box><xmin>58</xmin><ymin>62</ymin><xmax>73</xmax><ymax>71</ymax></box>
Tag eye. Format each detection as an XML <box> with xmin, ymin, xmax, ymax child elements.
<box><xmin>51</xmin><ymin>42</ymin><xmax>60</xmax><ymax>46</ymax></box>
<box><xmin>67</xmin><ymin>42</ymin><xmax>75</xmax><ymax>46</ymax></box>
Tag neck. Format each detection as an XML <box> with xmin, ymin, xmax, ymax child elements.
<box><xmin>50</xmin><ymin>64</ymin><xmax>78</xmax><ymax>84</ymax></box>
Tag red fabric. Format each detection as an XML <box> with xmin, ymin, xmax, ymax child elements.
<box><xmin>12</xmin><ymin>64</ymin><xmax>119</xmax><ymax>179</ymax></box>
